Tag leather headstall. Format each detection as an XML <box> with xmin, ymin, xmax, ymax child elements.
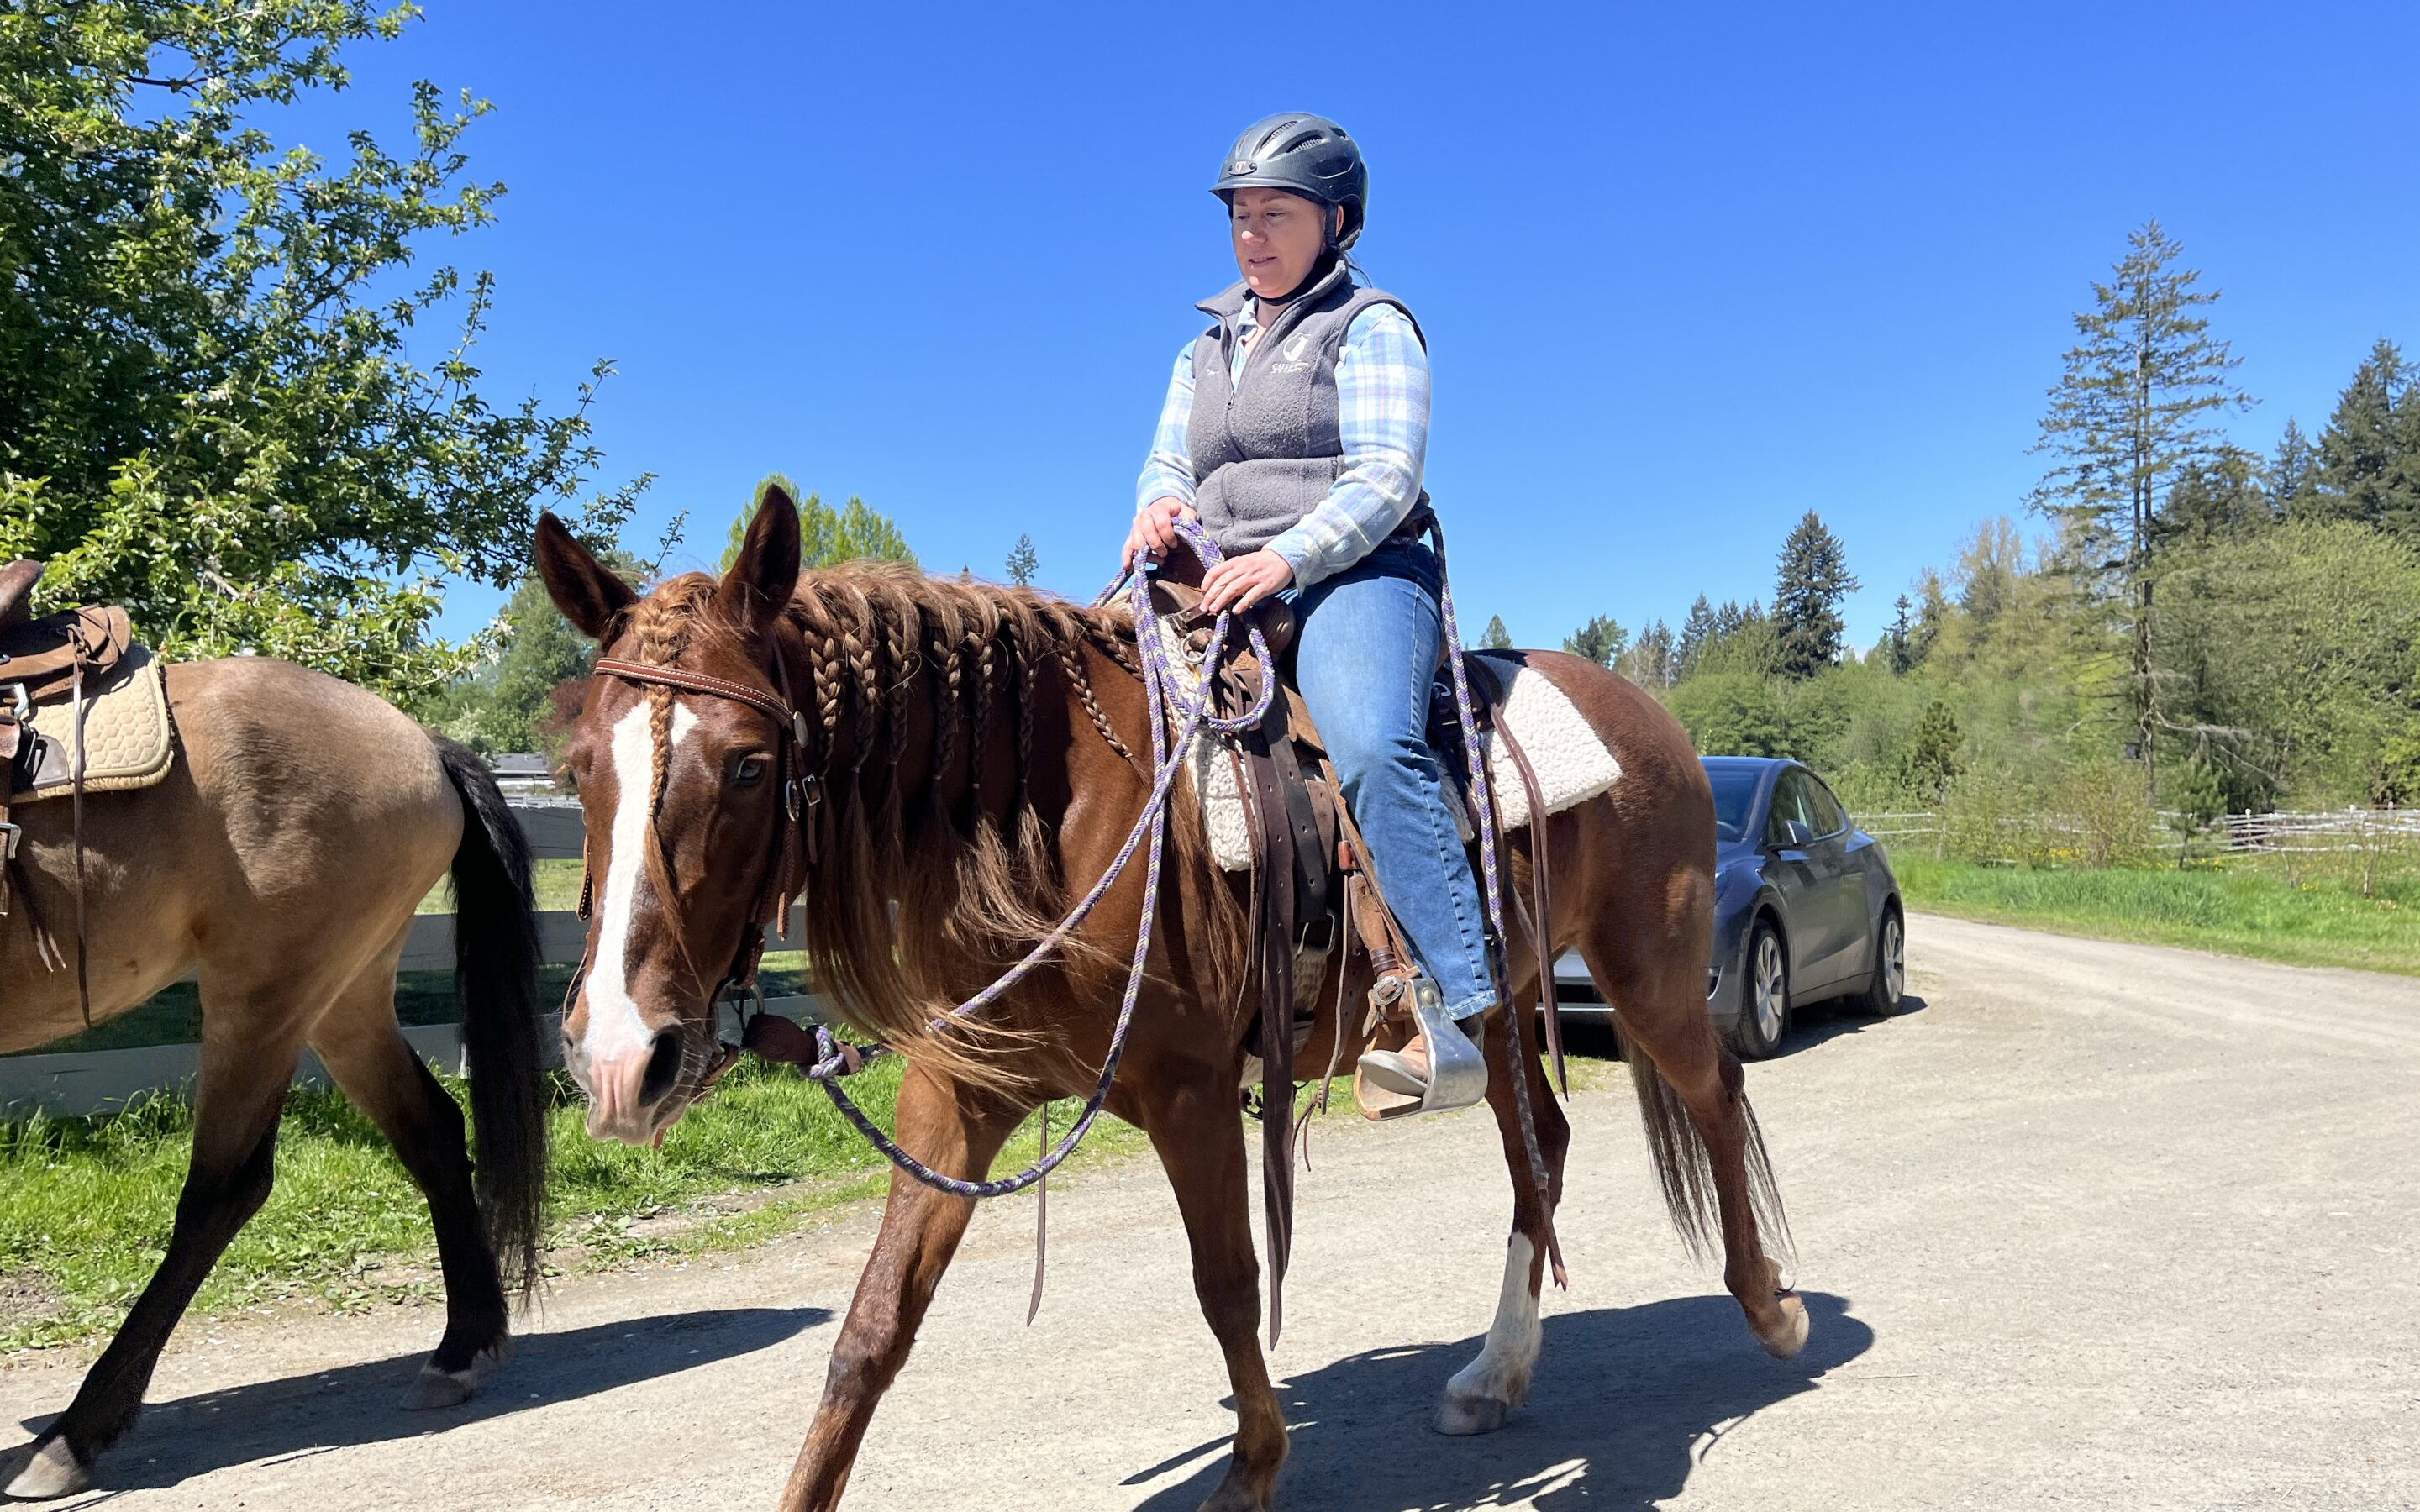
<box><xmin>586</xmin><ymin>641</ymin><xmax>821</xmax><ymax>1054</ymax></box>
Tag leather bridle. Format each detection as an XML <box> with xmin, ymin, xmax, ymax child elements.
<box><xmin>577</xmin><ymin>638</ymin><xmax>821</xmax><ymax>1062</ymax></box>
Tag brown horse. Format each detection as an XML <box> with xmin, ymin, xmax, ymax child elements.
<box><xmin>534</xmin><ymin>486</ymin><xmax>1804</xmax><ymax>1512</ymax></box>
<box><xmin>0</xmin><ymin>658</ymin><xmax>547</xmax><ymax>1501</ymax></box>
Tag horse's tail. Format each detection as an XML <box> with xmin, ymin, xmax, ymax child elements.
<box><xmin>1627</xmin><ymin>1045</ymin><xmax>1794</xmax><ymax>1268</ymax></box>
<box><xmin>432</xmin><ymin>736</ymin><xmax>550</xmax><ymax>1298</ymax></box>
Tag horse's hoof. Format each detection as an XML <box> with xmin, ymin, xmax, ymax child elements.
<box><xmin>1754</xmin><ymin>1291</ymin><xmax>1811</xmax><ymax>1359</ymax></box>
<box><xmin>1433</xmin><ymin>1395</ymin><xmax>1507</xmax><ymax>1436</ymax></box>
<box><xmin>4</xmin><ymin>1436</ymin><xmax>91</xmax><ymax>1500</ymax></box>
<box><xmin>400</xmin><ymin>1363</ymin><xmax>478</xmax><ymax>1411</ymax></box>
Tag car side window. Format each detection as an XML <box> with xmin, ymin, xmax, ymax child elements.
<box><xmin>1765</xmin><ymin>772</ymin><xmax>1812</xmax><ymax>846</ymax></box>
<box><xmin>1805</xmin><ymin>777</ymin><xmax>1849</xmax><ymax>838</ymax></box>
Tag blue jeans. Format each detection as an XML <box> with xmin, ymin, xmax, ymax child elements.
<box><xmin>1288</xmin><ymin>538</ymin><xmax>1496</xmax><ymax>1020</ymax></box>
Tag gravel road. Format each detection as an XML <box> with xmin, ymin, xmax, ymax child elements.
<box><xmin>6</xmin><ymin>913</ymin><xmax>2416</xmax><ymax>1510</ymax></box>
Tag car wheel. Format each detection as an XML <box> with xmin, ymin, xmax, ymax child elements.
<box><xmin>1858</xmin><ymin>907</ymin><xmax>1905</xmax><ymax>1017</ymax></box>
<box><xmin>1729</xmin><ymin>919</ymin><xmax>1789</xmax><ymax>1059</ymax></box>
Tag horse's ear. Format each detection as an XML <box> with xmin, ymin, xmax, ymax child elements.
<box><xmin>718</xmin><ymin>484</ymin><xmax>802</xmax><ymax>629</ymax></box>
<box><xmin>534</xmin><ymin>512</ymin><xmax>637</xmax><ymax>641</ymax></box>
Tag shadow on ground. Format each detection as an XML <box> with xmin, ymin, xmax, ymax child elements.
<box><xmin>1784</xmin><ymin>992</ymin><xmax>1933</xmax><ymax>1055</ymax></box>
<box><xmin>3</xmin><ymin>1305</ymin><xmax>824</xmax><ymax>1497</ymax></box>
<box><xmin>1133</xmin><ymin>1292</ymin><xmax>1870</xmax><ymax>1511</ymax></box>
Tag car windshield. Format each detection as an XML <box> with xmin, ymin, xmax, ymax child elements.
<box><xmin>1706</xmin><ymin>765</ymin><xmax>1762</xmax><ymax>843</ymax></box>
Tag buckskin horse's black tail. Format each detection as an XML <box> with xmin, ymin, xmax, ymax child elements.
<box><xmin>433</xmin><ymin>736</ymin><xmax>549</xmax><ymax>1297</ymax></box>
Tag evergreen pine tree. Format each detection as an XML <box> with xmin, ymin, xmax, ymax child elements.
<box><xmin>1677</xmin><ymin>594</ymin><xmax>1717</xmax><ymax>675</ymax></box>
<box><xmin>1562</xmin><ymin>615</ymin><xmax>1628</xmax><ymax>669</ymax></box>
<box><xmin>1005</xmin><ymin>533</ymin><xmax>1039</xmax><ymax>586</ymax></box>
<box><xmin>1886</xmin><ymin>594</ymin><xmax>1915</xmax><ymax>674</ymax></box>
<box><xmin>2155</xmin><ymin>446</ymin><xmax>2273</xmax><ymax>548</ymax></box>
<box><xmin>1771</xmin><ymin>511</ymin><xmax>1860</xmax><ymax>679</ymax></box>
<box><xmin>2269</xmin><ymin>417</ymin><xmax>2321</xmax><ymax>514</ymax></box>
<box><xmin>1479</xmin><ymin>614</ymin><xmax>1514</xmax><ymax>650</ymax></box>
<box><xmin>2028</xmin><ymin>220</ymin><xmax>2250</xmax><ymax>788</ymax></box>
<box><xmin>1621</xmin><ymin>619</ymin><xmax>1675</xmax><ymax>687</ymax></box>
<box><xmin>2312</xmin><ymin>339</ymin><xmax>2418</xmax><ymax>534</ymax></box>
<box><xmin>1712</xmin><ymin>600</ymin><xmax>1744</xmax><ymax>640</ymax></box>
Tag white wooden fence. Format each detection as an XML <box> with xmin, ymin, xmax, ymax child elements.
<box><xmin>2</xmin><ymin>797</ymin><xmax>824</xmax><ymax>1119</ymax></box>
<box><xmin>1853</xmin><ymin>807</ymin><xmax>2420</xmax><ymax>856</ymax></box>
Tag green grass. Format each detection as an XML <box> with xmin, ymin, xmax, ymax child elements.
<box><xmin>1894</xmin><ymin>854</ymin><xmax>2420</xmax><ymax>975</ymax></box>
<box><xmin>418</xmin><ymin>856</ymin><xmax>587</xmax><ymax>915</ymax></box>
<box><xmin>0</xmin><ymin>1053</ymin><xmax>1166</xmax><ymax>1352</ymax></box>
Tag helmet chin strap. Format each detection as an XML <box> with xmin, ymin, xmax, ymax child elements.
<box><xmin>1257</xmin><ymin>246</ymin><xmax>1342</xmax><ymax>311</ymax></box>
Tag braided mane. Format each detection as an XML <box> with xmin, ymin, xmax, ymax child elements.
<box><xmin>624</xmin><ymin>562</ymin><xmax>1221</xmax><ymax>1086</ymax></box>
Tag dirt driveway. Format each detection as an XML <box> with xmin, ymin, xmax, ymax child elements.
<box><xmin>6</xmin><ymin>913</ymin><xmax>2416</xmax><ymax>1509</ymax></box>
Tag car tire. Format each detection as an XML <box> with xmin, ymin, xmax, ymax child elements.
<box><xmin>1729</xmin><ymin>918</ymin><xmax>1790</xmax><ymax>1059</ymax></box>
<box><xmin>1857</xmin><ymin>906</ymin><xmax>1906</xmax><ymax>1017</ymax></box>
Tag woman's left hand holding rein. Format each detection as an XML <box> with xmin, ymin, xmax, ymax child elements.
<box><xmin>1199</xmin><ymin>549</ymin><xmax>1294</xmax><ymax>613</ymax></box>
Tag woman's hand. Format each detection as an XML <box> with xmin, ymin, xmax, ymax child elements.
<box><xmin>1123</xmin><ymin>497</ymin><xmax>1197</xmax><ymax>572</ymax></box>
<box><xmin>1200</xmin><ymin>549</ymin><xmax>1295</xmax><ymax>613</ymax></box>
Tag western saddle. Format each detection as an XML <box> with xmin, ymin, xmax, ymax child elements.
<box><xmin>0</xmin><ymin>559</ymin><xmax>139</xmax><ymax>1018</ymax></box>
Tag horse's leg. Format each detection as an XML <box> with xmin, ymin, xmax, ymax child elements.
<box><xmin>5</xmin><ymin>998</ymin><xmax>306</xmax><ymax>1499</ymax></box>
<box><xmin>1435</xmin><ymin>984</ymin><xmax>1570</xmax><ymax>1436</ymax></box>
<box><xmin>1139</xmin><ymin>1074</ymin><xmax>1288</xmax><ymax>1512</ymax></box>
<box><xmin>308</xmin><ymin>953</ymin><xmax>514</xmax><ymax>1412</ymax></box>
<box><xmin>780</xmin><ymin>1063</ymin><xmax>1023</xmax><ymax>1512</ymax></box>
<box><xmin>1580</xmin><ymin>927</ymin><xmax>1808</xmax><ymax>1359</ymax></box>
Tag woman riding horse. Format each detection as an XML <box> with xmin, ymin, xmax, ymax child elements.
<box><xmin>1124</xmin><ymin>112</ymin><xmax>1487</xmax><ymax>1109</ymax></box>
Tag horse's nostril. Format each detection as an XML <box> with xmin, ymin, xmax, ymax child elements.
<box><xmin>638</xmin><ymin>1026</ymin><xmax>684</xmax><ymax>1108</ymax></box>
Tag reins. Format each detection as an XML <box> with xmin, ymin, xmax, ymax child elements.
<box><xmin>583</xmin><ymin>513</ymin><xmax>1560</xmax><ymax>1289</ymax></box>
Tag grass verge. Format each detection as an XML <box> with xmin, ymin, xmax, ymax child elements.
<box><xmin>1894</xmin><ymin>854</ymin><xmax>2420</xmax><ymax>975</ymax></box>
<box><xmin>4</xmin><ymin>1043</ymin><xmax>1628</xmax><ymax>1354</ymax></box>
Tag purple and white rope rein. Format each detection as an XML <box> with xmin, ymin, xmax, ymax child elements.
<box><xmin>798</xmin><ymin>520</ymin><xmax>1269</xmax><ymax>1199</ymax></box>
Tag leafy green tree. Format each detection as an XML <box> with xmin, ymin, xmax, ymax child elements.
<box><xmin>2152</xmin><ymin>520</ymin><xmax>2420</xmax><ymax>806</ymax></box>
<box><xmin>720</xmin><ymin>475</ymin><xmax>915</xmax><ymax>571</ymax></box>
<box><xmin>2309</xmin><ymin>339</ymin><xmax>2419</xmax><ymax>536</ymax></box>
<box><xmin>1772</xmin><ymin>511</ymin><xmax>1858</xmax><ymax>679</ymax></box>
<box><xmin>1005</xmin><ymin>533</ymin><xmax>1039</xmax><ymax>587</ymax></box>
<box><xmin>0</xmin><ymin>3</ymin><xmax>643</xmax><ymax>696</ymax></box>
<box><xmin>1562</xmin><ymin>614</ymin><xmax>1627</xmax><ymax>669</ymax></box>
<box><xmin>2028</xmin><ymin>220</ymin><xmax>2251</xmax><ymax>788</ymax></box>
<box><xmin>1909</xmin><ymin>701</ymin><xmax>1963</xmax><ymax>801</ymax></box>
<box><xmin>422</xmin><ymin>547</ymin><xmax>644</xmax><ymax>756</ymax></box>
<box><xmin>1479</xmin><ymin>613</ymin><xmax>1514</xmax><ymax>650</ymax></box>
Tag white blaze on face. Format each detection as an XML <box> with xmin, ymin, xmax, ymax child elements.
<box><xmin>1446</xmin><ymin>1233</ymin><xmax>1544</xmax><ymax>1410</ymax></box>
<box><xmin>582</xmin><ymin>699</ymin><xmax>700</xmax><ymax>1063</ymax></box>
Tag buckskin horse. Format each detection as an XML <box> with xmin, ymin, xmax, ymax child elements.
<box><xmin>0</xmin><ymin>572</ymin><xmax>547</xmax><ymax>1501</ymax></box>
<box><xmin>534</xmin><ymin>486</ymin><xmax>1803</xmax><ymax>1512</ymax></box>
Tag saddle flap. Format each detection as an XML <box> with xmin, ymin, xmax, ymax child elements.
<box><xmin>0</xmin><ymin>605</ymin><xmax>137</xmax><ymax>704</ymax></box>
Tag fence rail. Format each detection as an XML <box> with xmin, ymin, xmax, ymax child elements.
<box><xmin>3</xmin><ymin>797</ymin><xmax>824</xmax><ymax>1118</ymax></box>
<box><xmin>1851</xmin><ymin>807</ymin><xmax>2420</xmax><ymax>855</ymax></box>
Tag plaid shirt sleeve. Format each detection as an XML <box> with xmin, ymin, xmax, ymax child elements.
<box><xmin>1134</xmin><ymin>340</ymin><xmax>1199</xmax><ymax>512</ymax></box>
<box><xmin>1264</xmin><ymin>302</ymin><xmax>1430</xmax><ymax>588</ymax></box>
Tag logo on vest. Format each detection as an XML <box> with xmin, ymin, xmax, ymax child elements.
<box><xmin>1270</xmin><ymin>333</ymin><xmax>1314</xmax><ymax>374</ymax></box>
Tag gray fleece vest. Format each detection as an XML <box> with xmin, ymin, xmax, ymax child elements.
<box><xmin>1187</xmin><ymin>260</ymin><xmax>1429</xmax><ymax>557</ymax></box>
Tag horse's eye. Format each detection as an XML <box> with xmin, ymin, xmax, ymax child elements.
<box><xmin>734</xmin><ymin>755</ymin><xmax>768</xmax><ymax>785</ymax></box>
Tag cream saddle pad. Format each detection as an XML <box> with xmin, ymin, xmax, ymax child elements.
<box><xmin>9</xmin><ymin>645</ymin><xmax>176</xmax><ymax>803</ymax></box>
<box><xmin>1149</xmin><ymin>629</ymin><xmax>1624</xmax><ymax>873</ymax></box>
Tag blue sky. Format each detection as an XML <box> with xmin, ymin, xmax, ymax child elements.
<box><xmin>299</xmin><ymin>1</ymin><xmax>2419</xmax><ymax>651</ymax></box>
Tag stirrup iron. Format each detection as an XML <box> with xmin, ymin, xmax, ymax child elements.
<box><xmin>1407</xmin><ymin>979</ymin><xmax>1488</xmax><ymax>1112</ymax></box>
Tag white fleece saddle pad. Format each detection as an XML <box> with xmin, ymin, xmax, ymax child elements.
<box><xmin>1154</xmin><ymin>634</ymin><xmax>1623</xmax><ymax>873</ymax></box>
<box><xmin>10</xmin><ymin>647</ymin><xmax>176</xmax><ymax>802</ymax></box>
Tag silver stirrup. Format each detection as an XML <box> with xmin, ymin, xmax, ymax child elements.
<box><xmin>1411</xmin><ymin>979</ymin><xmax>1490</xmax><ymax>1112</ymax></box>
<box><xmin>1355</xmin><ymin>972</ymin><xmax>1481</xmax><ymax>1112</ymax></box>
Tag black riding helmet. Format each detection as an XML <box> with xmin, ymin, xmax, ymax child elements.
<box><xmin>1212</xmin><ymin>113</ymin><xmax>1367</xmax><ymax>250</ymax></box>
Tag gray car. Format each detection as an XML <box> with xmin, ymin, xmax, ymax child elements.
<box><xmin>1553</xmin><ymin>756</ymin><xmax>1906</xmax><ymax>1057</ymax></box>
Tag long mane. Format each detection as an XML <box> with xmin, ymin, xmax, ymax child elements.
<box><xmin>621</xmin><ymin>562</ymin><xmax>1234</xmax><ymax>1086</ymax></box>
